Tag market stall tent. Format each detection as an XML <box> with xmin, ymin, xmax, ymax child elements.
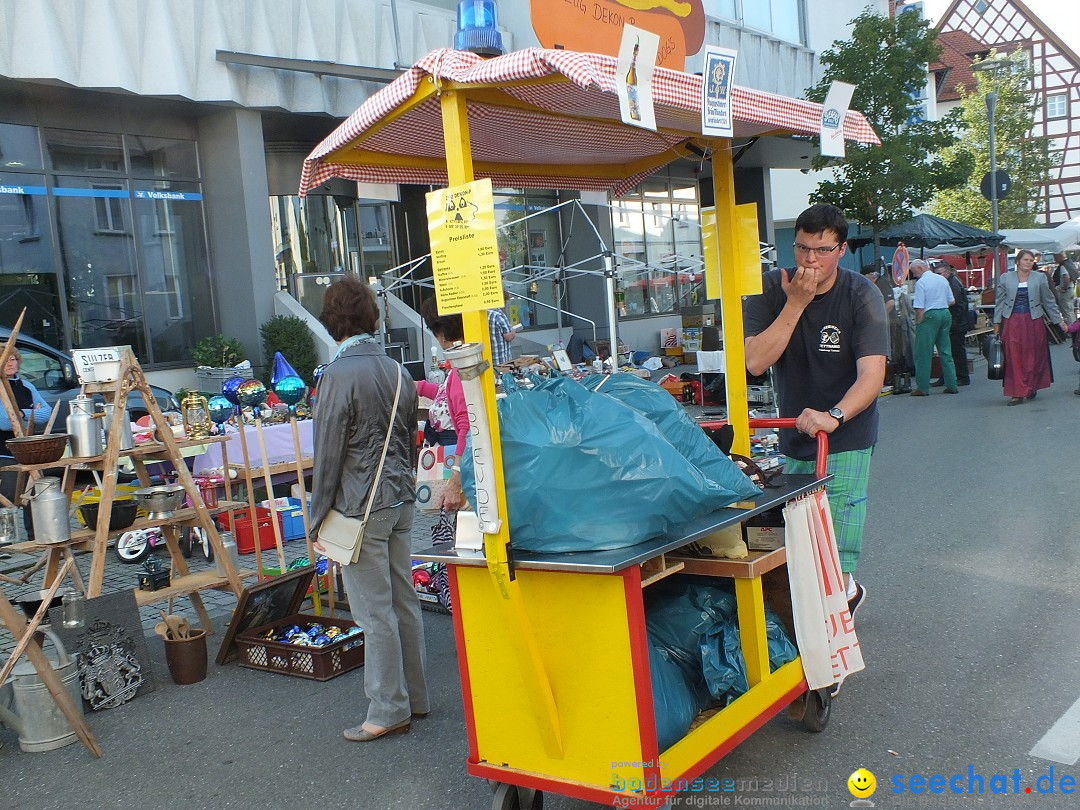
<box><xmin>847</xmin><ymin>212</ymin><xmax>1003</xmax><ymax>251</ymax></box>
<box><xmin>300</xmin><ymin>46</ymin><xmax>878</xmax><ymax>459</ymax></box>
<box><xmin>1000</xmin><ymin>217</ymin><xmax>1080</xmax><ymax>253</ymax></box>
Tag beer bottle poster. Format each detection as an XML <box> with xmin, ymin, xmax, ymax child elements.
<box><xmin>426</xmin><ymin>179</ymin><xmax>503</xmax><ymax>315</ymax></box>
<box><xmin>701</xmin><ymin>45</ymin><xmax>737</xmax><ymax>137</ymax></box>
<box><xmin>616</xmin><ymin>25</ymin><xmax>659</xmax><ymax>132</ymax></box>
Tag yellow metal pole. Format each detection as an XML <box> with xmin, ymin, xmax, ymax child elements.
<box><xmin>439</xmin><ymin>88</ymin><xmax>563</xmax><ymax>758</ymax></box>
<box><xmin>711</xmin><ymin>140</ymin><xmax>750</xmax><ymax>455</ymax></box>
<box><xmin>733</xmin><ymin>577</ymin><xmax>769</xmax><ymax>687</ymax></box>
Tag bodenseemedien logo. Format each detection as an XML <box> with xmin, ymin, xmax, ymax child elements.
<box><xmin>848</xmin><ymin>767</ymin><xmax>876</xmax><ymax>807</ymax></box>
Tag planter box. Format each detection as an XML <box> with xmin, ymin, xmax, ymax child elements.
<box><xmin>195</xmin><ymin>366</ymin><xmax>253</xmax><ymax>395</ymax></box>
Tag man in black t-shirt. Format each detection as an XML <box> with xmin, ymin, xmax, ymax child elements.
<box><xmin>743</xmin><ymin>204</ymin><xmax>888</xmax><ymax>623</ymax></box>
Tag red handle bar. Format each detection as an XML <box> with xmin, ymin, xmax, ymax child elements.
<box><xmin>699</xmin><ymin>418</ymin><xmax>828</xmax><ymax>480</ymax></box>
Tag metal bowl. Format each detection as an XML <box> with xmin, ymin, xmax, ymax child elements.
<box><xmin>132</xmin><ymin>484</ymin><xmax>186</xmax><ymax>519</ymax></box>
<box><xmin>78</xmin><ymin>499</ymin><xmax>139</xmax><ymax>531</ymax></box>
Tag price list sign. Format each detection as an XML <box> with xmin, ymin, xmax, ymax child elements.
<box><xmin>426</xmin><ymin>178</ymin><xmax>503</xmax><ymax>314</ymax></box>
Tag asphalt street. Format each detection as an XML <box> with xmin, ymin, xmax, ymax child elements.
<box><xmin>3</xmin><ymin>343</ymin><xmax>1080</xmax><ymax>809</ymax></box>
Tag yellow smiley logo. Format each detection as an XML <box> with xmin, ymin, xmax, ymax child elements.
<box><xmin>848</xmin><ymin>768</ymin><xmax>877</xmax><ymax>798</ymax></box>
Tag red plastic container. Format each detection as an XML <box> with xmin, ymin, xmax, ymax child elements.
<box><xmin>219</xmin><ymin>507</ymin><xmax>283</xmax><ymax>555</ymax></box>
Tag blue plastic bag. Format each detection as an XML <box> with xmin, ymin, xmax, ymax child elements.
<box><xmin>582</xmin><ymin>373</ymin><xmax>760</xmax><ymax>501</ymax></box>
<box><xmin>648</xmin><ymin>643</ymin><xmax>704</xmax><ymax>752</ymax></box>
<box><xmin>644</xmin><ymin>581</ymin><xmax>738</xmax><ymax>701</ymax></box>
<box><xmin>460</xmin><ymin>376</ymin><xmax>759</xmax><ymax>553</ymax></box>
<box><xmin>700</xmin><ymin>606</ymin><xmax>798</xmax><ymax>704</ymax></box>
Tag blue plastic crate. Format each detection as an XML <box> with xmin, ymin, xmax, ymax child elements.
<box><xmin>259</xmin><ymin>497</ymin><xmax>307</xmax><ymax>542</ymax></box>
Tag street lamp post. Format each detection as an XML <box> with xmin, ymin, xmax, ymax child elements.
<box><xmin>986</xmin><ymin>90</ymin><xmax>1000</xmax><ymax>282</ymax></box>
<box><xmin>971</xmin><ymin>56</ymin><xmax>1014</xmax><ymax>284</ymax></box>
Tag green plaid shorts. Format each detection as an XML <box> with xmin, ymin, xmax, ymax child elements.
<box><xmin>784</xmin><ymin>447</ymin><xmax>873</xmax><ymax>574</ymax></box>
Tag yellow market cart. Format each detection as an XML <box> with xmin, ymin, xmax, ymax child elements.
<box><xmin>300</xmin><ymin>47</ymin><xmax>877</xmax><ymax>808</ymax></box>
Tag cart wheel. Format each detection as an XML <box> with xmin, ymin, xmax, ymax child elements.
<box><xmin>800</xmin><ymin>688</ymin><xmax>831</xmax><ymax>733</ymax></box>
<box><xmin>182</xmin><ymin>526</ymin><xmax>214</xmax><ymax>563</ymax></box>
<box><xmin>491</xmin><ymin>783</ymin><xmax>544</xmax><ymax>810</ymax></box>
<box><xmin>115</xmin><ymin>530</ymin><xmax>152</xmax><ymax>563</ymax></box>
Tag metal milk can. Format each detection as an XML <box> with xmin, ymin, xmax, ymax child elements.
<box><xmin>103</xmin><ymin>402</ymin><xmax>134</xmax><ymax>450</ymax></box>
<box><xmin>0</xmin><ymin>628</ymin><xmax>84</xmax><ymax>752</ymax></box>
<box><xmin>28</xmin><ymin>477</ymin><xmax>70</xmax><ymax>545</ymax></box>
<box><xmin>67</xmin><ymin>394</ymin><xmax>103</xmax><ymax>458</ymax></box>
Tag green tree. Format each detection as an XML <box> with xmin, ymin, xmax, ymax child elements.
<box><xmin>930</xmin><ymin>49</ymin><xmax>1053</xmax><ymax>230</ymax></box>
<box><xmin>806</xmin><ymin>9</ymin><xmax>971</xmax><ymax>262</ymax></box>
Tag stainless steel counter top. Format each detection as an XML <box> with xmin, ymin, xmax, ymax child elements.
<box><xmin>414</xmin><ymin>473</ymin><xmax>828</xmax><ymax>574</ymax></box>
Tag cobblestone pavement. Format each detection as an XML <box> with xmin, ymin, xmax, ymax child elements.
<box><xmin>0</xmin><ymin>506</ymin><xmax>443</xmax><ymax>658</ymax></box>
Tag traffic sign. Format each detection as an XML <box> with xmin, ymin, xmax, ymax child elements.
<box><xmin>980</xmin><ymin>170</ymin><xmax>1012</xmax><ymax>200</ymax></box>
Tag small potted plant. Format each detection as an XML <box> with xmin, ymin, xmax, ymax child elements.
<box><xmin>192</xmin><ymin>334</ymin><xmax>252</xmax><ymax>393</ymax></box>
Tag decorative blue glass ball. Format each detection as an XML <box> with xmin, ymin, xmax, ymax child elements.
<box><xmin>221</xmin><ymin>375</ymin><xmax>246</xmax><ymax>406</ymax></box>
<box><xmin>207</xmin><ymin>396</ymin><xmax>233</xmax><ymax>425</ymax></box>
<box><xmin>274</xmin><ymin>375</ymin><xmax>306</xmax><ymax>407</ymax></box>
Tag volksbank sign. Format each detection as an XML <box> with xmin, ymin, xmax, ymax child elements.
<box><xmin>0</xmin><ymin>185</ymin><xmax>201</xmax><ymax>201</ymax></box>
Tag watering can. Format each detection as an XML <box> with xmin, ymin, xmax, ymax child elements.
<box><xmin>0</xmin><ymin>627</ymin><xmax>84</xmax><ymax>752</ymax></box>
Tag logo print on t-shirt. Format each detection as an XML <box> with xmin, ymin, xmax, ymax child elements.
<box><xmin>819</xmin><ymin>324</ymin><xmax>841</xmax><ymax>353</ymax></box>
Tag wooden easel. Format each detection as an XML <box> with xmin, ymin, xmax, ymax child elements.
<box><xmin>0</xmin><ymin>314</ymin><xmax>100</xmax><ymax>756</ymax></box>
<box><xmin>0</xmin><ymin>338</ymin><xmax>251</xmax><ymax>631</ymax></box>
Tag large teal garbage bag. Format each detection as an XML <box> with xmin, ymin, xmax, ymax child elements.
<box><xmin>460</xmin><ymin>376</ymin><xmax>759</xmax><ymax>553</ymax></box>
<box><xmin>648</xmin><ymin>643</ymin><xmax>704</xmax><ymax>752</ymax></box>
<box><xmin>581</xmin><ymin>374</ymin><xmax>760</xmax><ymax>502</ymax></box>
<box><xmin>700</xmin><ymin>607</ymin><xmax>798</xmax><ymax>705</ymax></box>
<box><xmin>643</xmin><ymin>581</ymin><xmax>738</xmax><ymax>703</ymax></box>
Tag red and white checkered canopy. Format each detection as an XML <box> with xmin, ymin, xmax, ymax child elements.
<box><xmin>300</xmin><ymin>48</ymin><xmax>879</xmax><ymax>197</ymax></box>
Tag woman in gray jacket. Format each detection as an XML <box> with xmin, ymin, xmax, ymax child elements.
<box><xmin>311</xmin><ymin>277</ymin><xmax>428</xmax><ymax>741</ymax></box>
<box><xmin>994</xmin><ymin>249</ymin><xmax>1067</xmax><ymax>405</ymax></box>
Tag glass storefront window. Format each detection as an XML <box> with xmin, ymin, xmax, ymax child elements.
<box><xmin>44</xmin><ymin>129</ymin><xmax>124</xmax><ymax>174</ymax></box>
<box><xmin>0</xmin><ymin>122</ymin><xmax>211</xmax><ymax>368</ymax></box>
<box><xmin>128</xmin><ymin>136</ymin><xmax>199</xmax><ymax>180</ymax></box>
<box><xmin>673</xmin><ymin>181</ymin><xmax>703</xmax><ymax>307</ymax></box>
<box><xmin>494</xmin><ymin>192</ymin><xmax>562</xmax><ymax>329</ymax></box>
<box><xmin>0</xmin><ymin>171</ymin><xmax>64</xmax><ymax>347</ymax></box>
<box><xmin>53</xmin><ymin>175</ymin><xmax>146</xmax><ymax>357</ymax></box>
<box><xmin>132</xmin><ymin>180</ymin><xmax>210</xmax><ymax>364</ymax></box>
<box><xmin>612</xmin><ymin>177</ymin><xmax>702</xmax><ymax>316</ymax></box>
<box><xmin>269</xmin><ymin>194</ymin><xmax>396</xmax><ymax>317</ymax></box>
<box><xmin>0</xmin><ymin>123</ymin><xmax>44</xmax><ymax>171</ymax></box>
<box><xmin>359</xmin><ymin>203</ymin><xmax>394</xmax><ymax>280</ymax></box>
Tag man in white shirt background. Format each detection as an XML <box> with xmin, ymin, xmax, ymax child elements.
<box><xmin>910</xmin><ymin>259</ymin><xmax>958</xmax><ymax>396</ymax></box>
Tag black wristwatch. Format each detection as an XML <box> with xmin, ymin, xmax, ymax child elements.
<box><xmin>828</xmin><ymin>407</ymin><xmax>845</xmax><ymax>427</ymax></box>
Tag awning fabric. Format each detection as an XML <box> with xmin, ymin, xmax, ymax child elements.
<box><xmin>847</xmin><ymin>213</ymin><xmax>1002</xmax><ymax>251</ymax></box>
<box><xmin>300</xmin><ymin>48</ymin><xmax>880</xmax><ymax>197</ymax></box>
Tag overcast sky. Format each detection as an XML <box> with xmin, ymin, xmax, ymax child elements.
<box><xmin>921</xmin><ymin>0</ymin><xmax>1079</xmax><ymax>53</ymax></box>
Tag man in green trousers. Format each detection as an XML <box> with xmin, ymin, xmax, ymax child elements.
<box><xmin>910</xmin><ymin>259</ymin><xmax>958</xmax><ymax>396</ymax></box>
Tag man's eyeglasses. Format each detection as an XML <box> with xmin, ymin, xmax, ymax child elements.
<box><xmin>793</xmin><ymin>242</ymin><xmax>841</xmax><ymax>257</ymax></box>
